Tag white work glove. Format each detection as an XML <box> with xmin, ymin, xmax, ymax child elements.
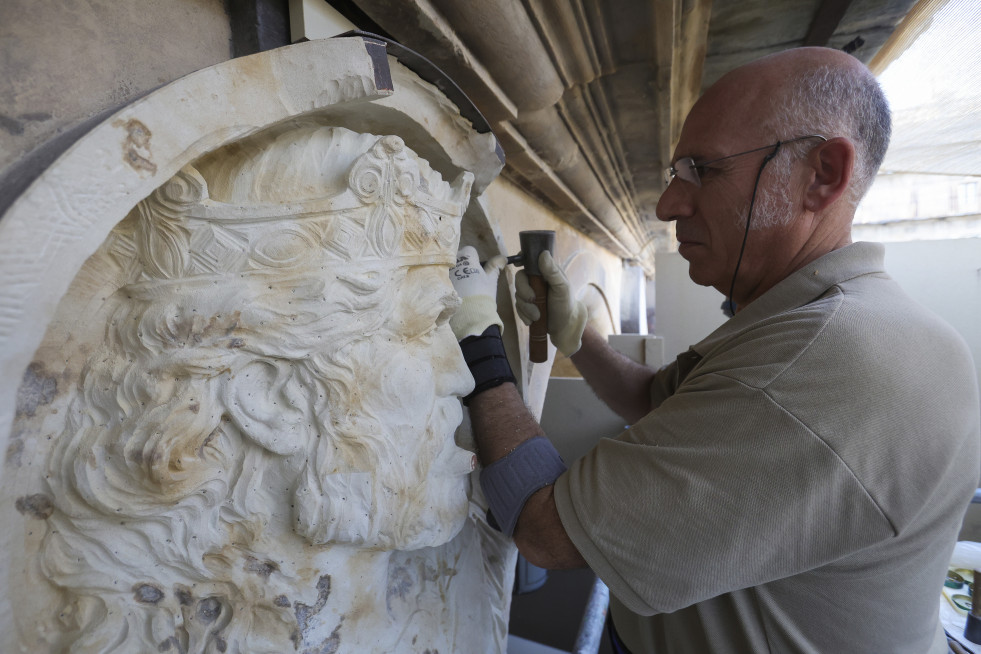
<box><xmin>449</xmin><ymin>246</ymin><xmax>508</xmax><ymax>340</ymax></box>
<box><xmin>514</xmin><ymin>251</ymin><xmax>588</xmax><ymax>356</ymax></box>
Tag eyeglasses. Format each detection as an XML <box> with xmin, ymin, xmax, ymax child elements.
<box><xmin>663</xmin><ymin>134</ymin><xmax>828</xmax><ymax>188</ymax></box>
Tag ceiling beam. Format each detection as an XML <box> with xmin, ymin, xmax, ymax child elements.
<box><xmin>867</xmin><ymin>0</ymin><xmax>951</xmax><ymax>74</ymax></box>
<box><xmin>652</xmin><ymin>0</ymin><xmax>677</xmax><ymax>174</ymax></box>
<box><xmin>803</xmin><ymin>0</ymin><xmax>854</xmax><ymax>47</ymax></box>
<box><xmin>670</xmin><ymin>0</ymin><xmax>712</xmax><ymax>153</ymax></box>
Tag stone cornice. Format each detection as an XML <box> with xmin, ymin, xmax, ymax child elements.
<box><xmin>346</xmin><ymin>0</ymin><xmax>921</xmax><ymax>273</ymax></box>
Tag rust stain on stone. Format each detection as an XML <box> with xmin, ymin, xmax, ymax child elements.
<box><xmin>114</xmin><ymin>118</ymin><xmax>157</xmax><ymax>174</ymax></box>
<box><xmin>15</xmin><ymin>494</ymin><xmax>55</xmax><ymax>520</ymax></box>
<box><xmin>5</xmin><ymin>435</ymin><xmax>25</xmax><ymax>468</ymax></box>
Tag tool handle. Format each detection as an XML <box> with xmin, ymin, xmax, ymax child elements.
<box><xmin>529</xmin><ymin>274</ymin><xmax>548</xmax><ymax>363</ymax></box>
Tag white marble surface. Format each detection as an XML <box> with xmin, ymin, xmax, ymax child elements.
<box><xmin>1</xmin><ymin>38</ymin><xmax>515</xmax><ymax>653</ymax></box>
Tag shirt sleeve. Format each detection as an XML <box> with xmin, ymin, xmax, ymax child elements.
<box><xmin>553</xmin><ymin>369</ymin><xmax>894</xmax><ymax>616</ymax></box>
<box><xmin>648</xmin><ymin>360</ymin><xmax>679</xmax><ymax>410</ymax></box>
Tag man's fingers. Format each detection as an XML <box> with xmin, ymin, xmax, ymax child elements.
<box><xmin>514</xmin><ymin>298</ymin><xmax>539</xmax><ymax>324</ymax></box>
<box><xmin>484</xmin><ymin>254</ymin><xmax>508</xmax><ymax>275</ymax></box>
<box><xmin>452</xmin><ymin>246</ymin><xmax>488</xmax><ymax>284</ymax></box>
<box><xmin>514</xmin><ymin>270</ymin><xmax>535</xmax><ymax>302</ymax></box>
<box><xmin>538</xmin><ymin>251</ymin><xmax>569</xmax><ymax>290</ymax></box>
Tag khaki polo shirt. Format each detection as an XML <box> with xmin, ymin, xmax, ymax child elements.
<box><xmin>554</xmin><ymin>242</ymin><xmax>981</xmax><ymax>653</ymax></box>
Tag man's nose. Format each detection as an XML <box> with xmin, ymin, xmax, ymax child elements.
<box><xmin>656</xmin><ymin>178</ymin><xmax>694</xmax><ymax>223</ymax></box>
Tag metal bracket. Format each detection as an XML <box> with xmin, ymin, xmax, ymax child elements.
<box><xmin>335</xmin><ymin>30</ymin><xmax>505</xmax><ymax>164</ymax></box>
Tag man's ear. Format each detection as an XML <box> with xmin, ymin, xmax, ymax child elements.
<box><xmin>803</xmin><ymin>137</ymin><xmax>855</xmax><ymax>212</ymax></box>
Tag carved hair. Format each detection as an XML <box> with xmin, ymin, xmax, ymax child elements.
<box><xmin>38</xmin><ymin>262</ymin><xmax>409</xmax><ymax>648</ymax></box>
<box><xmin>35</xmin><ymin>125</ymin><xmax>471</xmax><ymax>651</ymax></box>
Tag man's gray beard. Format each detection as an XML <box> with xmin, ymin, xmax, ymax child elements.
<box><xmin>738</xmin><ymin>167</ymin><xmax>796</xmax><ymax>229</ymax></box>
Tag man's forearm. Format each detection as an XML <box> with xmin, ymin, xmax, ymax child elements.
<box><xmin>448</xmin><ymin>247</ymin><xmax>585</xmax><ymax>567</ymax></box>
<box><xmin>468</xmin><ymin>382</ymin><xmax>586</xmax><ymax>569</ymax></box>
<box><xmin>468</xmin><ymin>381</ymin><xmax>544</xmax><ymax>464</ymax></box>
<box><xmin>570</xmin><ymin>326</ymin><xmax>656</xmax><ymax>424</ymax></box>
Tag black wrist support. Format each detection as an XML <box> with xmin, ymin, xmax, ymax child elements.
<box><xmin>459</xmin><ymin>325</ymin><xmax>516</xmax><ymax>405</ymax></box>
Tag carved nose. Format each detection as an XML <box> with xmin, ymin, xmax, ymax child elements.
<box><xmin>437</xmin><ymin>336</ymin><xmax>475</xmax><ymax>398</ymax></box>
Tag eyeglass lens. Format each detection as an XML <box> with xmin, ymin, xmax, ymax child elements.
<box><xmin>665</xmin><ymin>157</ymin><xmax>701</xmax><ymax>187</ymax></box>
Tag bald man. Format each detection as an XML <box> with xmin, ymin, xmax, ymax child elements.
<box><xmin>450</xmin><ymin>47</ymin><xmax>981</xmax><ymax>653</ymax></box>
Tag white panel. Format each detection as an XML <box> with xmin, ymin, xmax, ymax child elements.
<box><xmin>290</xmin><ymin>0</ymin><xmax>356</xmax><ymax>42</ymax></box>
<box><xmin>651</xmin><ymin>241</ymin><xmax>981</xmax><ymax>390</ymax></box>
<box><xmin>882</xmin><ymin>238</ymin><xmax>981</xmax><ymax>390</ymax></box>
<box><xmin>653</xmin><ymin>250</ymin><xmax>726</xmax><ymax>362</ymax></box>
<box><xmin>608</xmin><ymin>334</ymin><xmax>664</xmax><ymax>368</ymax></box>
<box><xmin>541</xmin><ymin>378</ymin><xmax>629</xmax><ymax>463</ymax></box>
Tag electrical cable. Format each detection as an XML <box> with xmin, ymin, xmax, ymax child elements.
<box><xmin>726</xmin><ymin>141</ymin><xmax>784</xmax><ymax>316</ymax></box>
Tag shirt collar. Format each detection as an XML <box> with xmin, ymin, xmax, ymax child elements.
<box><xmin>690</xmin><ymin>241</ymin><xmax>886</xmax><ymax>357</ymax></box>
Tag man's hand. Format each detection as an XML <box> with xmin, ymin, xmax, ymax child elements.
<box><xmin>515</xmin><ymin>251</ymin><xmax>588</xmax><ymax>356</ymax></box>
<box><xmin>449</xmin><ymin>246</ymin><xmax>508</xmax><ymax>340</ymax></box>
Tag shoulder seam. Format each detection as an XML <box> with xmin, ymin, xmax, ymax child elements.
<box><xmin>723</xmin><ymin>375</ymin><xmax>898</xmax><ymax>536</ymax></box>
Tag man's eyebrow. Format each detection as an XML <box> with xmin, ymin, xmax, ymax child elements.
<box><xmin>676</xmin><ymin>145</ymin><xmax>736</xmax><ymax>162</ymax></box>
<box><xmin>671</xmin><ymin>152</ymin><xmax>703</xmax><ymax>165</ymax></box>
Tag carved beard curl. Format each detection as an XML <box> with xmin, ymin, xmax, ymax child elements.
<box><xmin>288</xmin><ymin>320</ymin><xmax>472</xmax><ymax>552</ymax></box>
<box><xmin>292</xmin><ymin>393</ymin><xmax>470</xmax><ymax>552</ymax></box>
<box><xmin>368</xmin><ymin>396</ymin><xmax>470</xmax><ymax>551</ymax></box>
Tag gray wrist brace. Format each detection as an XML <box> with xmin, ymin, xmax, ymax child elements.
<box><xmin>479</xmin><ymin>436</ymin><xmax>567</xmax><ymax>537</ymax></box>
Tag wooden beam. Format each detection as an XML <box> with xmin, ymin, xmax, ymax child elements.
<box><xmin>652</xmin><ymin>0</ymin><xmax>678</xmax><ymax>172</ymax></box>
<box><xmin>803</xmin><ymin>0</ymin><xmax>854</xmax><ymax>47</ymax></box>
<box><xmin>228</xmin><ymin>0</ymin><xmax>291</xmax><ymax>57</ymax></box>
<box><xmin>653</xmin><ymin>0</ymin><xmax>712</xmax><ymax>163</ymax></box>
<box><xmin>867</xmin><ymin>0</ymin><xmax>951</xmax><ymax>75</ymax></box>
<box><xmin>670</xmin><ymin>0</ymin><xmax>712</xmax><ymax>152</ymax></box>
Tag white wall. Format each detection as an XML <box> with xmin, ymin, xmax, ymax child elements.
<box><xmin>652</xmin><ymin>250</ymin><xmax>726</xmax><ymax>363</ymax></box>
<box><xmin>881</xmin><ymin>239</ymin><xmax>981</xmax><ymax>390</ymax></box>
<box><xmin>0</xmin><ymin>0</ymin><xmax>232</xmax><ymax>206</ymax></box>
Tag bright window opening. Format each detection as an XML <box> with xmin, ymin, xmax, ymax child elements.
<box><xmin>855</xmin><ymin>0</ymin><xmax>981</xmax><ymax>242</ymax></box>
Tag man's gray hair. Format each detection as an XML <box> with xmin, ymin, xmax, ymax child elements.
<box><xmin>767</xmin><ymin>63</ymin><xmax>892</xmax><ymax>207</ymax></box>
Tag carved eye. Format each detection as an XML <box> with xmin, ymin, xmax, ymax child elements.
<box><xmin>408</xmin><ymin>301</ymin><xmax>455</xmax><ymax>343</ymax></box>
<box><xmin>251</xmin><ymin>228</ymin><xmax>314</xmax><ymax>267</ymax></box>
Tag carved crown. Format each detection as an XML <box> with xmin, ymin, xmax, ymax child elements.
<box><xmin>125</xmin><ymin>135</ymin><xmax>473</xmax><ymax>282</ymax></box>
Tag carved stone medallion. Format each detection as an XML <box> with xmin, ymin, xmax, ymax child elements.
<box><xmin>1</xmin><ymin>39</ymin><xmax>514</xmax><ymax>654</ymax></box>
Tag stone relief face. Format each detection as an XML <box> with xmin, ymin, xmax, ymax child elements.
<box><xmin>291</xmin><ymin>262</ymin><xmax>476</xmax><ymax>551</ymax></box>
<box><xmin>347</xmin><ymin>265</ymin><xmax>476</xmax><ymax>549</ymax></box>
<box><xmin>16</xmin><ymin>124</ymin><xmax>481</xmax><ymax>650</ymax></box>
